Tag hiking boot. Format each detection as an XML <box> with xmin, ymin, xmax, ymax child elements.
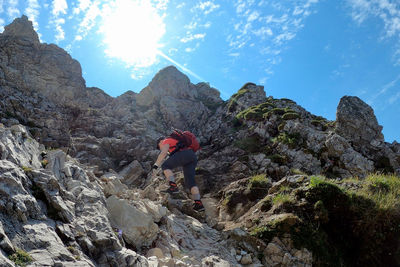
<box><xmin>193</xmin><ymin>200</ymin><xmax>205</xmax><ymax>212</ymax></box>
<box><xmin>165</xmin><ymin>181</ymin><xmax>179</xmax><ymax>194</ymax></box>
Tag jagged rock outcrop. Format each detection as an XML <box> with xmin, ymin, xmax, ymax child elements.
<box><xmin>2</xmin><ymin>15</ymin><xmax>39</xmax><ymax>44</ymax></box>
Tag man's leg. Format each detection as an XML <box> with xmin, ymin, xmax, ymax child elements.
<box><xmin>163</xmin><ymin>169</ymin><xmax>175</xmax><ymax>182</ymax></box>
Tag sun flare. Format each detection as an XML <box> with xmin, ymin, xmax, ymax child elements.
<box><xmin>101</xmin><ymin>0</ymin><xmax>165</xmax><ymax>68</ymax></box>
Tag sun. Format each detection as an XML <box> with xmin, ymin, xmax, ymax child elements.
<box><xmin>101</xmin><ymin>0</ymin><xmax>165</xmax><ymax>68</ymax></box>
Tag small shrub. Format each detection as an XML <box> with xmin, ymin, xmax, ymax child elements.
<box><xmin>22</xmin><ymin>166</ymin><xmax>32</xmax><ymax>173</ymax></box>
<box><xmin>8</xmin><ymin>249</ymin><xmax>33</xmax><ymax>266</ymax></box>
<box><xmin>41</xmin><ymin>159</ymin><xmax>49</xmax><ymax>168</ymax></box>
<box><xmin>263</xmin><ymin>108</ymin><xmax>286</xmax><ymax>119</ymax></box>
<box><xmin>272</xmin><ymin>132</ymin><xmax>302</xmax><ymax>149</ymax></box>
<box><xmin>272</xmin><ymin>193</ymin><xmax>292</xmax><ymax>205</ymax></box>
<box><xmin>248</xmin><ymin>174</ymin><xmax>270</xmax><ymax>190</ymax></box>
<box><xmin>282</xmin><ymin>112</ymin><xmax>300</xmax><ymax>120</ymax></box>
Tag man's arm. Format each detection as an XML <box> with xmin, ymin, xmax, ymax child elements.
<box><xmin>154</xmin><ymin>144</ymin><xmax>169</xmax><ymax>168</ymax></box>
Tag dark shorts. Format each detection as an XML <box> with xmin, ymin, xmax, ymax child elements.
<box><xmin>161</xmin><ymin>149</ymin><xmax>197</xmax><ymax>189</ymax></box>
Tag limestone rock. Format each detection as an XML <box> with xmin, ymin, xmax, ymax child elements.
<box><xmin>2</xmin><ymin>15</ymin><xmax>40</xmax><ymax>44</ymax></box>
<box><xmin>336</xmin><ymin>96</ymin><xmax>384</xmax><ymax>152</ymax></box>
<box><xmin>106</xmin><ymin>195</ymin><xmax>159</xmax><ymax>247</ymax></box>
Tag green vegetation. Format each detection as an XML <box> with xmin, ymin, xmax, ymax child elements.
<box><xmin>282</xmin><ymin>112</ymin><xmax>300</xmax><ymax>120</ymax></box>
<box><xmin>21</xmin><ymin>166</ymin><xmax>32</xmax><ymax>173</ymax></box>
<box><xmin>272</xmin><ymin>193</ymin><xmax>292</xmax><ymax>205</ymax></box>
<box><xmin>304</xmin><ymin>173</ymin><xmax>400</xmax><ymax>266</ymax></box>
<box><xmin>247</xmin><ymin>174</ymin><xmax>270</xmax><ymax>190</ymax></box>
<box><xmin>290</xmin><ymin>168</ymin><xmax>306</xmax><ymax>175</ymax></box>
<box><xmin>250</xmin><ymin>173</ymin><xmax>400</xmax><ymax>266</ymax></box>
<box><xmin>227</xmin><ymin>87</ymin><xmax>251</xmax><ymax>112</ymax></box>
<box><xmin>235</xmin><ymin>101</ymin><xmax>275</xmax><ymax>121</ymax></box>
<box><xmin>41</xmin><ymin>159</ymin><xmax>49</xmax><ymax>168</ymax></box>
<box><xmin>272</xmin><ymin>132</ymin><xmax>302</xmax><ymax>149</ymax></box>
<box><xmin>263</xmin><ymin>107</ymin><xmax>286</xmax><ymax>119</ymax></box>
<box><xmin>280</xmin><ymin>98</ymin><xmax>297</xmax><ymax>104</ymax></box>
<box><xmin>8</xmin><ymin>249</ymin><xmax>33</xmax><ymax>266</ymax></box>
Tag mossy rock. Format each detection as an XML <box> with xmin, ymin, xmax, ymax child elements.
<box><xmin>251</xmin><ymin>213</ymin><xmax>301</xmax><ymax>243</ymax></box>
<box><xmin>278</xmin><ymin>122</ymin><xmax>285</xmax><ymax>131</ymax></box>
<box><xmin>282</xmin><ymin>112</ymin><xmax>300</xmax><ymax>120</ymax></box>
<box><xmin>272</xmin><ymin>132</ymin><xmax>302</xmax><ymax>149</ymax></box>
<box><xmin>263</xmin><ymin>108</ymin><xmax>286</xmax><ymax>119</ymax></box>
<box><xmin>280</xmin><ymin>98</ymin><xmax>297</xmax><ymax>104</ymax></box>
<box><xmin>239</xmin><ymin>82</ymin><xmax>257</xmax><ymax>91</ymax></box>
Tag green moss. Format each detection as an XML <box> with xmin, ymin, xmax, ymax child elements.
<box><xmin>277</xmin><ymin>122</ymin><xmax>285</xmax><ymax>131</ymax></box>
<box><xmin>272</xmin><ymin>132</ymin><xmax>302</xmax><ymax>149</ymax></box>
<box><xmin>272</xmin><ymin>193</ymin><xmax>292</xmax><ymax>205</ymax></box>
<box><xmin>263</xmin><ymin>108</ymin><xmax>286</xmax><ymax>119</ymax></box>
<box><xmin>282</xmin><ymin>112</ymin><xmax>300</xmax><ymax>120</ymax></box>
<box><xmin>290</xmin><ymin>168</ymin><xmax>306</xmax><ymax>175</ymax></box>
<box><xmin>239</xmin><ymin>82</ymin><xmax>256</xmax><ymax>91</ymax></box>
<box><xmin>8</xmin><ymin>249</ymin><xmax>33</xmax><ymax>266</ymax></box>
<box><xmin>280</xmin><ymin>98</ymin><xmax>296</xmax><ymax>104</ymax></box>
<box><xmin>311</xmin><ymin>120</ymin><xmax>328</xmax><ymax>131</ymax></box>
<box><xmin>22</xmin><ymin>166</ymin><xmax>32</xmax><ymax>173</ymax></box>
<box><xmin>227</xmin><ymin>87</ymin><xmax>250</xmax><ymax>112</ymax></box>
<box><xmin>248</xmin><ymin>174</ymin><xmax>270</xmax><ymax>190</ymax></box>
<box><xmin>41</xmin><ymin>159</ymin><xmax>49</xmax><ymax>168</ymax></box>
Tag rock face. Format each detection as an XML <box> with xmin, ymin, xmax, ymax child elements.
<box><xmin>1</xmin><ymin>16</ymin><xmax>400</xmax><ymax>267</ymax></box>
<box><xmin>2</xmin><ymin>15</ymin><xmax>39</xmax><ymax>44</ymax></box>
<box><xmin>336</xmin><ymin>96</ymin><xmax>384</xmax><ymax>150</ymax></box>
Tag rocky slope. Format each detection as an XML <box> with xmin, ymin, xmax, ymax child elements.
<box><xmin>0</xmin><ymin>16</ymin><xmax>400</xmax><ymax>267</ymax></box>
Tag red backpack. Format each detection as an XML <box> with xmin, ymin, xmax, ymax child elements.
<box><xmin>169</xmin><ymin>129</ymin><xmax>201</xmax><ymax>152</ymax></box>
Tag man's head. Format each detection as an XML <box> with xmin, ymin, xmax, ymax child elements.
<box><xmin>156</xmin><ymin>136</ymin><xmax>164</xmax><ymax>150</ymax></box>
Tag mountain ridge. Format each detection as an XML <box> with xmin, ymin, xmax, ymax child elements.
<box><xmin>1</xmin><ymin>15</ymin><xmax>400</xmax><ymax>267</ymax></box>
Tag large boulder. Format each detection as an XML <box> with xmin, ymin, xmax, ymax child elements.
<box><xmin>335</xmin><ymin>96</ymin><xmax>384</xmax><ymax>152</ymax></box>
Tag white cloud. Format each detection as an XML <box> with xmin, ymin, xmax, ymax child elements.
<box><xmin>0</xmin><ymin>18</ymin><xmax>4</xmax><ymax>32</ymax></box>
<box><xmin>193</xmin><ymin>1</ymin><xmax>220</xmax><ymax>15</ymax></box>
<box><xmin>185</xmin><ymin>47</ymin><xmax>195</xmax><ymax>52</ymax></box>
<box><xmin>389</xmin><ymin>91</ymin><xmax>400</xmax><ymax>104</ymax></box>
<box><xmin>253</xmin><ymin>27</ymin><xmax>273</xmax><ymax>39</ymax></box>
<box><xmin>203</xmin><ymin>21</ymin><xmax>211</xmax><ymax>28</ymax></box>
<box><xmin>154</xmin><ymin>0</ymin><xmax>169</xmax><ymax>10</ymax></box>
<box><xmin>184</xmin><ymin>21</ymin><xmax>198</xmax><ymax>30</ymax></box>
<box><xmin>248</xmin><ymin>10</ymin><xmax>259</xmax><ymax>21</ymax></box>
<box><xmin>25</xmin><ymin>0</ymin><xmax>40</xmax><ymax>30</ymax></box>
<box><xmin>52</xmin><ymin>0</ymin><xmax>68</xmax><ymax>16</ymax></box>
<box><xmin>73</xmin><ymin>0</ymin><xmax>91</xmax><ymax>14</ymax></box>
<box><xmin>347</xmin><ymin>0</ymin><xmax>400</xmax><ymax>63</ymax></box>
<box><xmin>0</xmin><ymin>0</ymin><xmax>4</xmax><ymax>13</ymax></box>
<box><xmin>180</xmin><ymin>33</ymin><xmax>206</xmax><ymax>43</ymax></box>
<box><xmin>7</xmin><ymin>0</ymin><xmax>20</xmax><ymax>18</ymax></box>
<box><xmin>368</xmin><ymin>73</ymin><xmax>400</xmax><ymax>104</ymax></box>
<box><xmin>176</xmin><ymin>3</ymin><xmax>185</xmax><ymax>9</ymax></box>
<box><xmin>259</xmin><ymin>77</ymin><xmax>267</xmax><ymax>84</ymax></box>
<box><xmin>229</xmin><ymin>52</ymin><xmax>240</xmax><ymax>57</ymax></box>
<box><xmin>75</xmin><ymin>1</ymin><xmax>101</xmax><ymax>40</ymax></box>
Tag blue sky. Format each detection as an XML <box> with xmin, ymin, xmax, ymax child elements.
<box><xmin>0</xmin><ymin>0</ymin><xmax>399</xmax><ymax>143</ymax></box>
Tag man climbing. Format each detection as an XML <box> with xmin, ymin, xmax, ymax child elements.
<box><xmin>153</xmin><ymin>130</ymin><xmax>204</xmax><ymax>212</ymax></box>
